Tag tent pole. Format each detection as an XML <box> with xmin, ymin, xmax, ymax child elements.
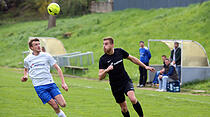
<box><xmin>193</xmin><ymin>41</ymin><xmax>209</xmax><ymax>66</ymax></box>
<box><xmin>180</xmin><ymin>40</ymin><xmax>184</xmax><ymax>85</ymax></box>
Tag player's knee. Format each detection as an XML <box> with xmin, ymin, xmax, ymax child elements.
<box><xmin>59</xmin><ymin>100</ymin><xmax>66</xmax><ymax>108</ymax></box>
<box><xmin>121</xmin><ymin>106</ymin><xmax>128</xmax><ymax>112</ymax></box>
<box><xmin>120</xmin><ymin>103</ymin><xmax>128</xmax><ymax>112</ymax></box>
<box><xmin>130</xmin><ymin>97</ymin><xmax>137</xmax><ymax>104</ymax></box>
<box><xmin>127</xmin><ymin>94</ymin><xmax>137</xmax><ymax>104</ymax></box>
<box><xmin>163</xmin><ymin>76</ymin><xmax>168</xmax><ymax>79</ymax></box>
<box><xmin>49</xmin><ymin>100</ymin><xmax>59</xmax><ymax>110</ymax></box>
<box><xmin>52</xmin><ymin>103</ymin><xmax>59</xmax><ymax>110</ymax></box>
<box><xmin>60</xmin><ymin>102</ymin><xmax>66</xmax><ymax>108</ymax></box>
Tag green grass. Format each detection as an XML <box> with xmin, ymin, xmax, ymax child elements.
<box><xmin>0</xmin><ymin>67</ymin><xmax>210</xmax><ymax>117</ymax></box>
<box><xmin>182</xmin><ymin>79</ymin><xmax>210</xmax><ymax>94</ymax></box>
<box><xmin>0</xmin><ymin>2</ymin><xmax>210</xmax><ymax>81</ymax></box>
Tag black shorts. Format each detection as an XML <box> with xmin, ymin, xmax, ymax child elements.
<box><xmin>111</xmin><ymin>81</ymin><xmax>134</xmax><ymax>103</ymax></box>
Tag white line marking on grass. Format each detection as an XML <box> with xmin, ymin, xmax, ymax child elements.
<box><xmin>135</xmin><ymin>92</ymin><xmax>210</xmax><ymax>105</ymax></box>
<box><xmin>71</xmin><ymin>82</ymin><xmax>210</xmax><ymax>105</ymax></box>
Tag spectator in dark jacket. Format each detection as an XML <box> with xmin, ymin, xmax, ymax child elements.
<box><xmin>157</xmin><ymin>59</ymin><xmax>178</xmax><ymax>92</ymax></box>
<box><xmin>170</xmin><ymin>42</ymin><xmax>181</xmax><ymax>81</ymax></box>
<box><xmin>138</xmin><ymin>41</ymin><xmax>151</xmax><ymax>87</ymax></box>
<box><xmin>152</xmin><ymin>55</ymin><xmax>167</xmax><ymax>86</ymax></box>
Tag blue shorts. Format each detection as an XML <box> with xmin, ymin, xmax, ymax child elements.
<box><xmin>34</xmin><ymin>83</ymin><xmax>61</xmax><ymax>104</ymax></box>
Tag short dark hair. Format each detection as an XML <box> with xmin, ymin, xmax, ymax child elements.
<box><xmin>174</xmin><ymin>42</ymin><xmax>179</xmax><ymax>45</ymax></box>
<box><xmin>103</xmin><ymin>37</ymin><xmax>114</xmax><ymax>44</ymax></box>
<box><xmin>162</xmin><ymin>55</ymin><xmax>166</xmax><ymax>58</ymax></box>
<box><xmin>139</xmin><ymin>41</ymin><xmax>144</xmax><ymax>43</ymax></box>
<box><xmin>165</xmin><ymin>58</ymin><xmax>170</xmax><ymax>61</ymax></box>
<box><xmin>28</xmin><ymin>38</ymin><xmax>39</xmax><ymax>48</ymax></box>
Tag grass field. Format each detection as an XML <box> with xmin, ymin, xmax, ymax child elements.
<box><xmin>0</xmin><ymin>2</ymin><xmax>210</xmax><ymax>81</ymax></box>
<box><xmin>181</xmin><ymin>79</ymin><xmax>210</xmax><ymax>94</ymax></box>
<box><xmin>0</xmin><ymin>67</ymin><xmax>210</xmax><ymax>117</ymax></box>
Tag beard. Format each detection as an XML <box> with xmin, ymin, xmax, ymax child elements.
<box><xmin>104</xmin><ymin>47</ymin><xmax>111</xmax><ymax>53</ymax></box>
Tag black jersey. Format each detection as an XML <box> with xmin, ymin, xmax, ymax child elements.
<box><xmin>99</xmin><ymin>48</ymin><xmax>132</xmax><ymax>88</ymax></box>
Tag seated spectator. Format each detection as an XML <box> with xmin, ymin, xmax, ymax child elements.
<box><xmin>157</xmin><ymin>59</ymin><xmax>178</xmax><ymax>92</ymax></box>
<box><xmin>152</xmin><ymin>55</ymin><xmax>167</xmax><ymax>86</ymax></box>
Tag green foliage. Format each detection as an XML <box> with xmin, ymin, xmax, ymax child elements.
<box><xmin>0</xmin><ymin>0</ymin><xmax>53</xmax><ymax>24</ymax></box>
<box><xmin>35</xmin><ymin>0</ymin><xmax>52</xmax><ymax>18</ymax></box>
<box><xmin>57</xmin><ymin>0</ymin><xmax>96</xmax><ymax>17</ymax></box>
<box><xmin>0</xmin><ymin>2</ymin><xmax>210</xmax><ymax>81</ymax></box>
<box><xmin>0</xmin><ymin>0</ymin><xmax>96</xmax><ymax>23</ymax></box>
<box><xmin>0</xmin><ymin>67</ymin><xmax>210</xmax><ymax>116</ymax></box>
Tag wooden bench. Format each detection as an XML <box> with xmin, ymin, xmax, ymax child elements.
<box><xmin>64</xmin><ymin>66</ymin><xmax>88</xmax><ymax>75</ymax></box>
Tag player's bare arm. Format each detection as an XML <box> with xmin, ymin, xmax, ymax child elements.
<box><xmin>127</xmin><ymin>55</ymin><xmax>155</xmax><ymax>72</ymax></box>
<box><xmin>21</xmin><ymin>68</ymin><xmax>28</xmax><ymax>82</ymax></box>
<box><xmin>99</xmin><ymin>65</ymin><xmax>113</xmax><ymax>80</ymax></box>
<box><xmin>53</xmin><ymin>64</ymin><xmax>68</xmax><ymax>91</ymax></box>
<box><xmin>160</xmin><ymin>68</ymin><xmax>165</xmax><ymax>74</ymax></box>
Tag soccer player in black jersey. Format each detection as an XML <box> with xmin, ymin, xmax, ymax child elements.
<box><xmin>99</xmin><ymin>37</ymin><xmax>155</xmax><ymax>117</ymax></box>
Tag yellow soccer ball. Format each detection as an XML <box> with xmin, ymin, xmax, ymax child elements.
<box><xmin>47</xmin><ymin>3</ymin><xmax>60</xmax><ymax>16</ymax></box>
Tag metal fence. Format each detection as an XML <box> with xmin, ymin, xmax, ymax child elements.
<box><xmin>113</xmin><ymin>0</ymin><xmax>209</xmax><ymax>10</ymax></box>
<box><xmin>53</xmin><ymin>52</ymin><xmax>94</xmax><ymax>67</ymax></box>
<box><xmin>22</xmin><ymin>51</ymin><xmax>94</xmax><ymax>67</ymax></box>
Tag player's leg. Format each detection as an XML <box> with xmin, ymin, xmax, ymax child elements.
<box><xmin>127</xmin><ymin>91</ymin><xmax>144</xmax><ymax>117</ymax></box>
<box><xmin>127</xmin><ymin>90</ymin><xmax>137</xmax><ymax>104</ymax></box>
<box><xmin>119</xmin><ymin>101</ymin><xmax>130</xmax><ymax>117</ymax></box>
<box><xmin>48</xmin><ymin>98</ymin><xmax>66</xmax><ymax>117</ymax></box>
<box><xmin>48</xmin><ymin>98</ymin><xmax>60</xmax><ymax>113</ymax></box>
<box><xmin>125</xmin><ymin>81</ymin><xmax>143</xmax><ymax>117</ymax></box>
<box><xmin>54</xmin><ymin>94</ymin><xmax>66</xmax><ymax>108</ymax></box>
<box><xmin>34</xmin><ymin>84</ymin><xmax>65</xmax><ymax>117</ymax></box>
<box><xmin>50</xmin><ymin>83</ymin><xmax>67</xmax><ymax>117</ymax></box>
<box><xmin>49</xmin><ymin>83</ymin><xmax>66</xmax><ymax>108</ymax></box>
<box><xmin>112</xmin><ymin>88</ymin><xmax>130</xmax><ymax>117</ymax></box>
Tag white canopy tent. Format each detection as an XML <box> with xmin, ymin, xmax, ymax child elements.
<box><xmin>29</xmin><ymin>37</ymin><xmax>67</xmax><ymax>56</ymax></box>
<box><xmin>148</xmin><ymin>39</ymin><xmax>210</xmax><ymax>84</ymax></box>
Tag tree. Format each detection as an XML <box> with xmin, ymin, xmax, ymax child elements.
<box><xmin>200</xmin><ymin>0</ymin><xmax>205</xmax><ymax>5</ymax></box>
<box><xmin>48</xmin><ymin>0</ymin><xmax>56</xmax><ymax>29</ymax></box>
<box><xmin>0</xmin><ymin>0</ymin><xmax>8</xmax><ymax>11</ymax></box>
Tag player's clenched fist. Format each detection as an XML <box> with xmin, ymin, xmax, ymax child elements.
<box><xmin>21</xmin><ymin>76</ymin><xmax>28</xmax><ymax>82</ymax></box>
<box><xmin>62</xmin><ymin>83</ymin><xmax>68</xmax><ymax>91</ymax></box>
<box><xmin>145</xmin><ymin>66</ymin><xmax>155</xmax><ymax>72</ymax></box>
<box><xmin>106</xmin><ymin>64</ymin><xmax>113</xmax><ymax>72</ymax></box>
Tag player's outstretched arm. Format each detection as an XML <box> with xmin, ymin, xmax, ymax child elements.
<box><xmin>127</xmin><ymin>55</ymin><xmax>155</xmax><ymax>72</ymax></box>
<box><xmin>21</xmin><ymin>68</ymin><xmax>28</xmax><ymax>82</ymax></box>
<box><xmin>99</xmin><ymin>65</ymin><xmax>113</xmax><ymax>80</ymax></box>
<box><xmin>53</xmin><ymin>64</ymin><xmax>68</xmax><ymax>91</ymax></box>
<box><xmin>99</xmin><ymin>69</ymin><xmax>106</xmax><ymax>80</ymax></box>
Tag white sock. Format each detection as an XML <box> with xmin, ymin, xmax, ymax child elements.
<box><xmin>57</xmin><ymin>109</ymin><xmax>66</xmax><ymax>117</ymax></box>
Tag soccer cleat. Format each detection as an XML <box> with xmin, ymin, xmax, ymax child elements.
<box><xmin>162</xmin><ymin>89</ymin><xmax>167</xmax><ymax>92</ymax></box>
<box><xmin>137</xmin><ymin>84</ymin><xmax>144</xmax><ymax>88</ymax></box>
<box><xmin>156</xmin><ymin>89</ymin><xmax>162</xmax><ymax>92</ymax></box>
